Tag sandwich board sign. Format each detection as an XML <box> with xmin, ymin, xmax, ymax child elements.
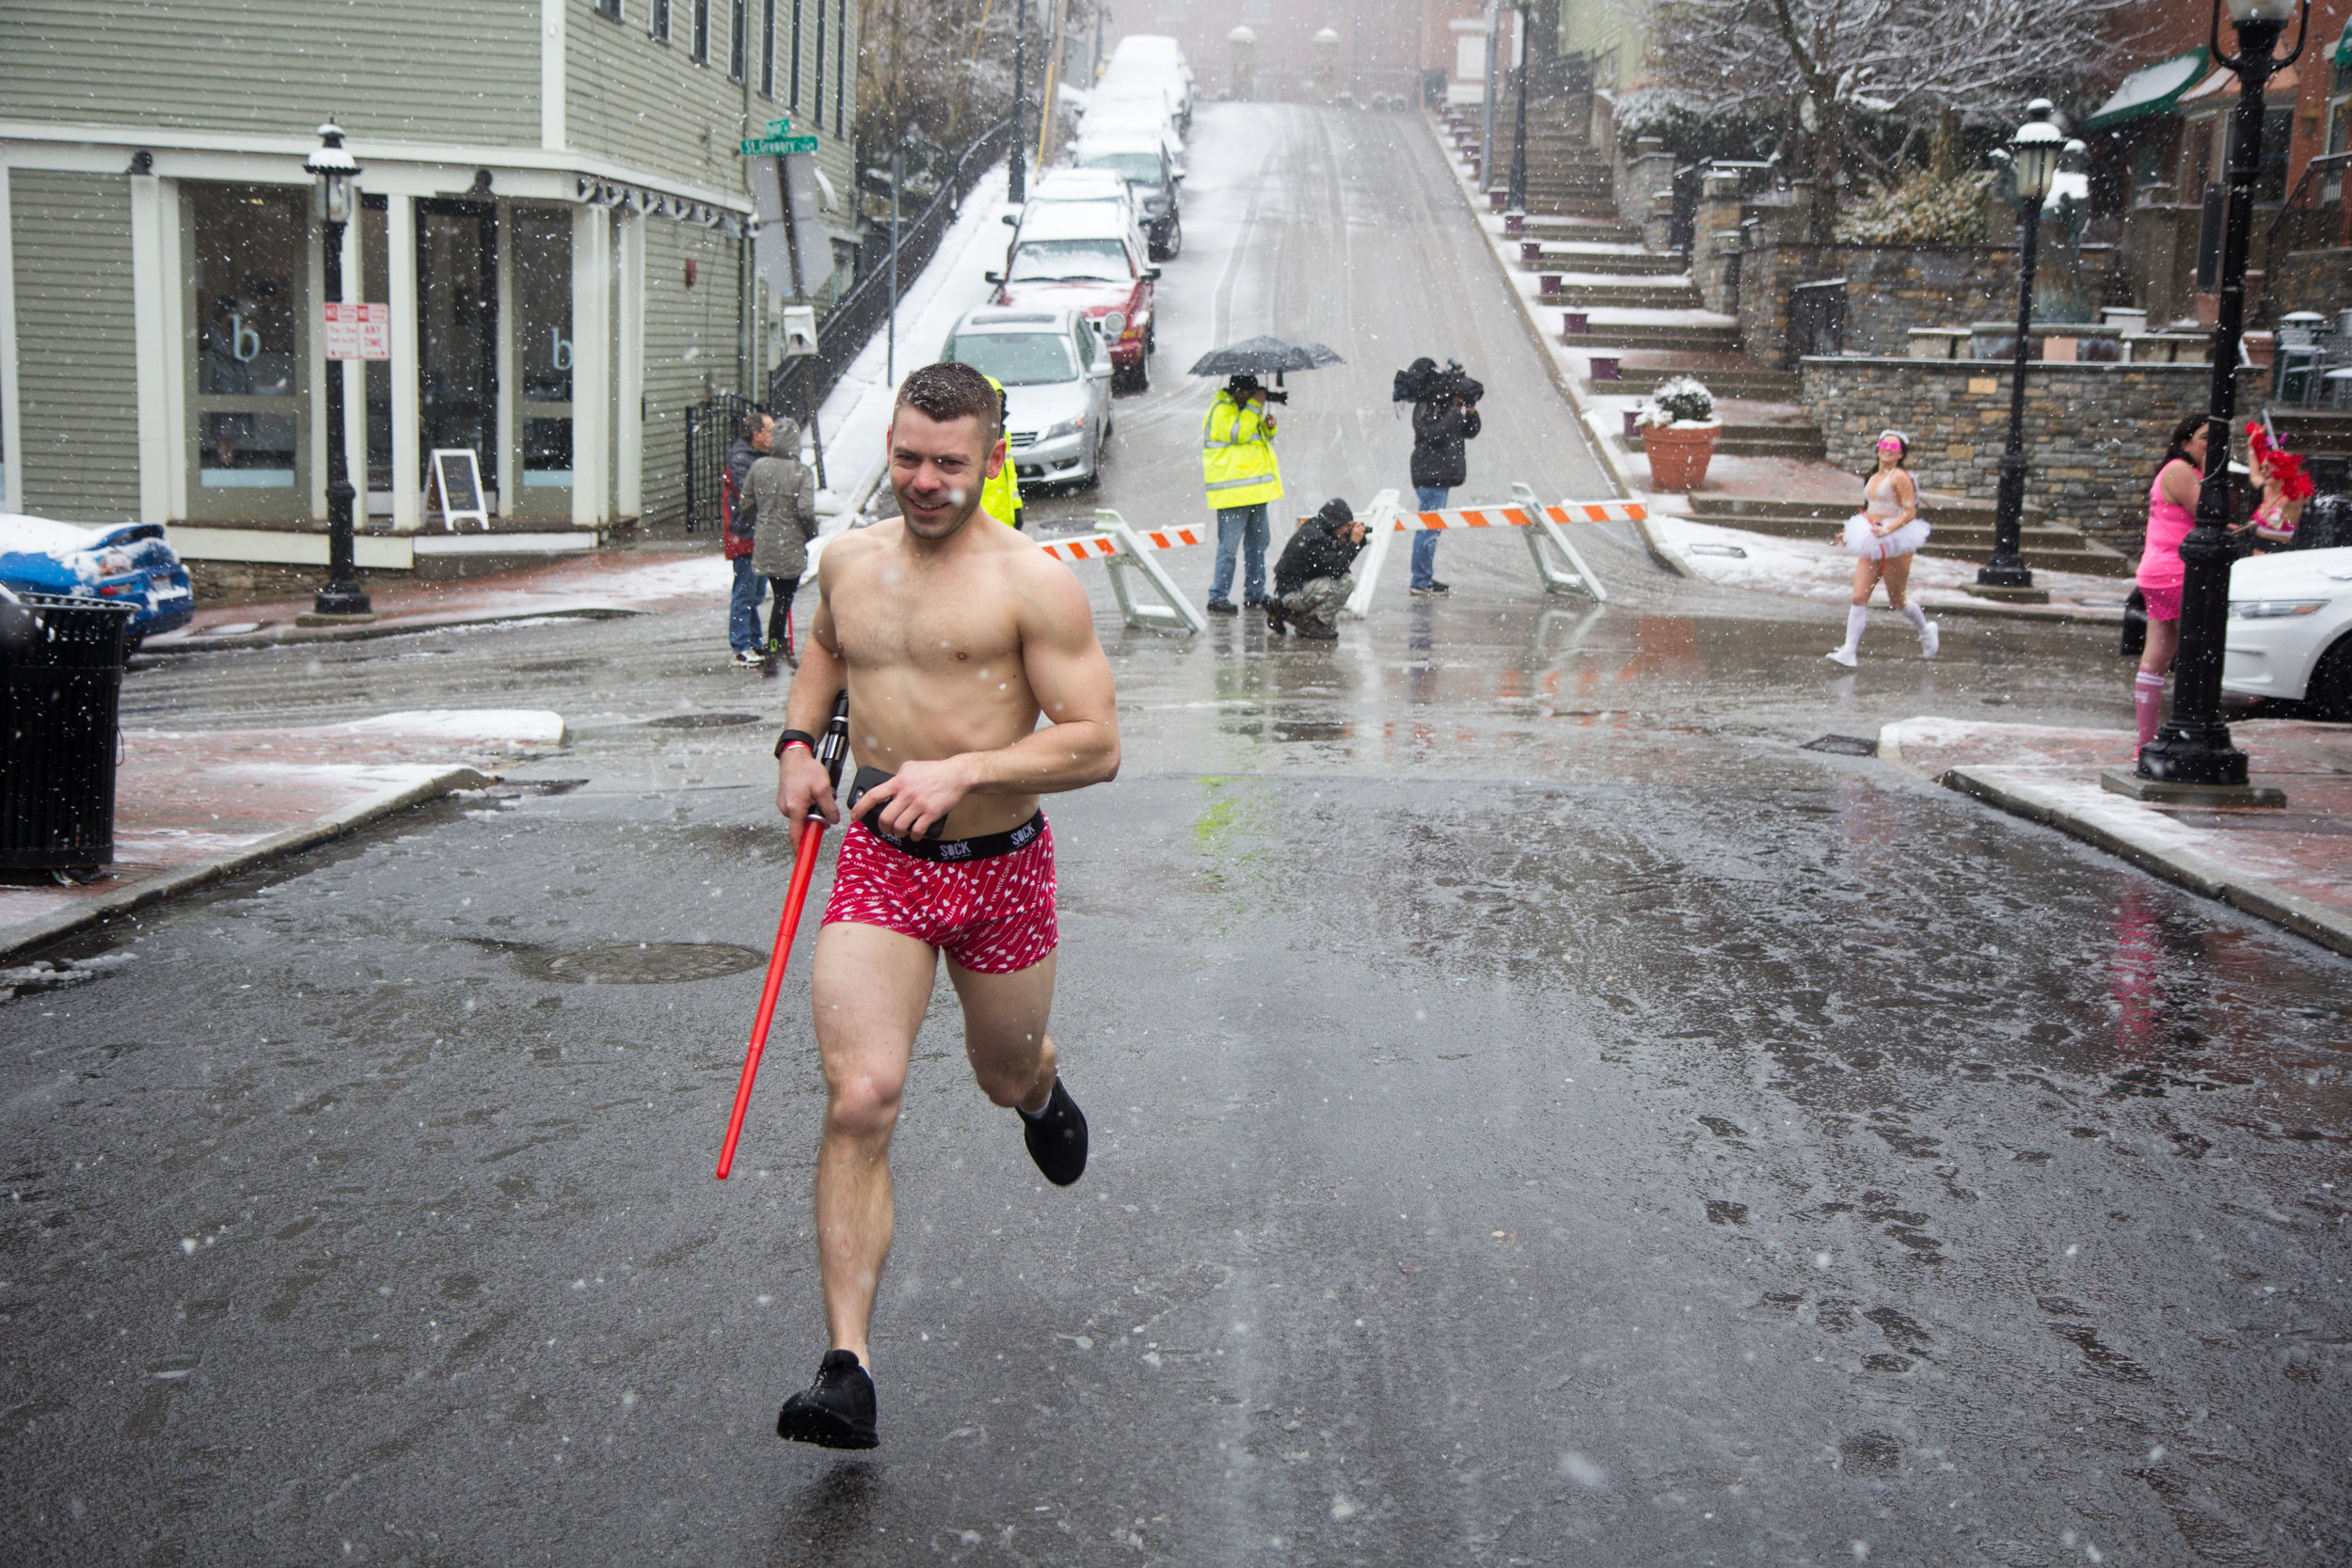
<box><xmin>428</xmin><ymin>449</ymin><xmax>489</xmax><ymax>532</ymax></box>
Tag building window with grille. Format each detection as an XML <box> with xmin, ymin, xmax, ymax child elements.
<box><xmin>2326</xmin><ymin>63</ymin><xmax>2352</xmax><ymax>205</ymax></box>
<box><xmin>760</xmin><ymin>0</ymin><xmax>775</xmax><ymax>96</ymax></box>
<box><xmin>650</xmin><ymin>0</ymin><xmax>670</xmax><ymax>41</ymax></box>
<box><xmin>691</xmin><ymin>0</ymin><xmax>709</xmax><ymax>63</ymax></box>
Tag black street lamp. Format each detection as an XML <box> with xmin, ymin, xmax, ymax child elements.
<box><xmin>1979</xmin><ymin>103</ymin><xmax>2065</xmax><ymax>599</ymax></box>
<box><xmin>1976</xmin><ymin>103</ymin><xmax>2070</xmax><ymax>594</ymax></box>
<box><xmin>307</xmin><ymin>122</ymin><xmax>371</xmax><ymax>619</ymax></box>
<box><xmin>2131</xmin><ymin>0</ymin><xmax>2309</xmax><ymax>797</ymax></box>
<box><xmin>1505</xmin><ymin>1</ymin><xmax>1530</xmax><ymax>212</ymax></box>
<box><xmin>1009</xmin><ymin>0</ymin><xmax>1028</xmax><ymax>203</ymax></box>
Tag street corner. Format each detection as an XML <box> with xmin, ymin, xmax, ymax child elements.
<box><xmin>0</xmin><ymin>706</ymin><xmax>569</xmax><ymax>961</ymax></box>
<box><xmin>1877</xmin><ymin>714</ymin><xmax>2352</xmax><ymax>958</ymax></box>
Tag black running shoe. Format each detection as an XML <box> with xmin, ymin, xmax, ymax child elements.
<box><xmin>776</xmin><ymin>1350</ymin><xmax>879</xmax><ymax>1449</ymax></box>
<box><xmin>1022</xmin><ymin>1077</ymin><xmax>1089</xmax><ymax>1186</ymax></box>
<box><xmin>1205</xmin><ymin>599</ymin><xmax>1238</xmax><ymax>615</ymax></box>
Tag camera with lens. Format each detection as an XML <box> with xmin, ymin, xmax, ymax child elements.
<box><xmin>1261</xmin><ymin>388</ymin><xmax>1290</xmax><ymax>404</ymax></box>
<box><xmin>1392</xmin><ymin>356</ymin><xmax>1481</xmax><ymax>407</ymax></box>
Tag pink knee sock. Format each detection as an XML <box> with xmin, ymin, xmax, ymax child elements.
<box><xmin>2134</xmin><ymin>671</ymin><xmax>2166</xmax><ymax>746</ymax></box>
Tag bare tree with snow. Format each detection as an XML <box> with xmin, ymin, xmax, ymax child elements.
<box><xmin>1646</xmin><ymin>0</ymin><xmax>2138</xmax><ymax>230</ymax></box>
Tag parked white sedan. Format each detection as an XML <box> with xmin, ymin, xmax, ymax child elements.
<box><xmin>2223</xmin><ymin>546</ymin><xmax>2352</xmax><ymax>717</ymax></box>
<box><xmin>940</xmin><ymin>307</ymin><xmax>1115</xmax><ymax>490</ymax></box>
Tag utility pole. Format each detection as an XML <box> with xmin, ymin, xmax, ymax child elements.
<box><xmin>1479</xmin><ymin>0</ymin><xmax>1499</xmax><ymax>194</ymax></box>
<box><xmin>1010</xmin><ymin>0</ymin><xmax>1028</xmax><ymax>201</ymax></box>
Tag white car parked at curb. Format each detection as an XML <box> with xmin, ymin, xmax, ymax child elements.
<box><xmin>2223</xmin><ymin>545</ymin><xmax>2352</xmax><ymax>717</ymax></box>
<box><xmin>940</xmin><ymin>307</ymin><xmax>1115</xmax><ymax>491</ymax></box>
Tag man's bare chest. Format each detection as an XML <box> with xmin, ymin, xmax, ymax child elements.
<box><xmin>832</xmin><ymin>569</ymin><xmax>1024</xmax><ymax>682</ymax></box>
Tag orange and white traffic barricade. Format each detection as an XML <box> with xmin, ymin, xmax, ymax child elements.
<box><xmin>1037</xmin><ymin>511</ymin><xmax>1210</xmax><ymax>633</ymax></box>
<box><xmin>1338</xmin><ymin>481</ymin><xmax>1632</xmax><ymax>617</ymax></box>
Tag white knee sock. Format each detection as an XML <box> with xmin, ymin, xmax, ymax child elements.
<box><xmin>1899</xmin><ymin>603</ymin><xmax>1929</xmax><ymax>635</ymax></box>
<box><xmin>1840</xmin><ymin>605</ymin><xmax>1868</xmax><ymax>652</ymax></box>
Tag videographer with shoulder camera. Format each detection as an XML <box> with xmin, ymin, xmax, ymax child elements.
<box><xmin>1396</xmin><ymin>357</ymin><xmax>1482</xmax><ymax>597</ymax></box>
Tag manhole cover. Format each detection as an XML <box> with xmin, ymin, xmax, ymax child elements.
<box><xmin>505</xmin><ymin>942</ymin><xmax>767</xmax><ymax>984</ymax></box>
<box><xmin>646</xmin><ymin>712</ymin><xmax>763</xmax><ymax>729</ymax></box>
<box><xmin>1802</xmin><ymin>734</ymin><xmax>1878</xmax><ymax>756</ymax></box>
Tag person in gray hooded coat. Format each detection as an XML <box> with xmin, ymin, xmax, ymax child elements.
<box><xmin>743</xmin><ymin>417</ymin><xmax>821</xmax><ymax>659</ymax></box>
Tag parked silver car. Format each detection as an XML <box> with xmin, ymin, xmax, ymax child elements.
<box><xmin>2224</xmin><ymin>546</ymin><xmax>2352</xmax><ymax>717</ymax></box>
<box><xmin>940</xmin><ymin>307</ymin><xmax>1115</xmax><ymax>490</ymax></box>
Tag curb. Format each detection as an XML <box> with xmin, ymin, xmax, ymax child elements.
<box><xmin>1876</xmin><ymin>721</ymin><xmax>2352</xmax><ymax>959</ymax></box>
<box><xmin>148</xmin><ymin>605</ymin><xmax>637</xmax><ymax>656</ymax></box>
<box><xmin>0</xmin><ymin>765</ymin><xmax>496</xmax><ymax>962</ymax></box>
<box><xmin>1422</xmin><ymin>114</ymin><xmax>1696</xmax><ymax>582</ymax></box>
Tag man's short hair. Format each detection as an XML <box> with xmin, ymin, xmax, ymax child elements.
<box><xmin>740</xmin><ymin>409</ymin><xmax>772</xmax><ymax>444</ymax></box>
<box><xmin>894</xmin><ymin>362</ymin><xmax>1003</xmax><ymax>446</ymax></box>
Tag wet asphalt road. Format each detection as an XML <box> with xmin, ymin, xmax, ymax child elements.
<box><xmin>8</xmin><ymin>106</ymin><xmax>2352</xmax><ymax>1566</ymax></box>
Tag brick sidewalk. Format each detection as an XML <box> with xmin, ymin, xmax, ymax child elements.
<box><xmin>146</xmin><ymin>548</ymin><xmax>731</xmax><ymax>652</ymax></box>
<box><xmin>1881</xmin><ymin>716</ymin><xmax>2352</xmax><ymax>957</ymax></box>
<box><xmin>0</xmin><ymin>710</ymin><xmax>566</xmax><ymax>964</ymax></box>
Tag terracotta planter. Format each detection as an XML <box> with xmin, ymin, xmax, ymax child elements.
<box><xmin>1641</xmin><ymin>422</ymin><xmax>1721</xmax><ymax>491</ymax></box>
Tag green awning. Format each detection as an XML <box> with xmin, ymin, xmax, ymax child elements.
<box><xmin>2334</xmin><ymin>17</ymin><xmax>2352</xmax><ymax>68</ymax></box>
<box><xmin>2081</xmin><ymin>48</ymin><xmax>2210</xmax><ymax>132</ymax></box>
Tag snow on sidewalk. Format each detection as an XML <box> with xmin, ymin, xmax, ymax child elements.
<box><xmin>805</xmin><ymin>163</ymin><xmax>1013</xmax><ymax>518</ymax></box>
<box><xmin>1645</xmin><ymin>514</ymin><xmax>2131</xmax><ymax>619</ymax></box>
<box><xmin>0</xmin><ymin>709</ymin><xmax>568</xmax><ymax>959</ymax></box>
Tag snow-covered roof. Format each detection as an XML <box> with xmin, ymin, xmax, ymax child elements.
<box><xmin>2080</xmin><ymin>49</ymin><xmax>2207</xmax><ymax>132</ymax></box>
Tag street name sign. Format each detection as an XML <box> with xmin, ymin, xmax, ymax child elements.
<box><xmin>741</xmin><ymin>133</ymin><xmax>819</xmax><ymax>156</ymax></box>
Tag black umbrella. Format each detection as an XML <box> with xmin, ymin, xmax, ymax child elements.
<box><xmin>1186</xmin><ymin>336</ymin><xmax>1346</xmax><ymax>377</ymax></box>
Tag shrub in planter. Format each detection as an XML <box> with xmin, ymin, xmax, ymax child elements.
<box><xmin>1638</xmin><ymin>376</ymin><xmax>1722</xmax><ymax>490</ymax></box>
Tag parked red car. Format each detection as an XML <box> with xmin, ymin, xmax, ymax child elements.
<box><xmin>987</xmin><ymin>202</ymin><xmax>1160</xmax><ymax>392</ymax></box>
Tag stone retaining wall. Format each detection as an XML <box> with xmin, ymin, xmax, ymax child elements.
<box><xmin>1799</xmin><ymin>356</ymin><xmax>2265</xmax><ymax>539</ymax></box>
<box><xmin>1743</xmin><ymin>244</ymin><xmax>2024</xmax><ymax>366</ymax></box>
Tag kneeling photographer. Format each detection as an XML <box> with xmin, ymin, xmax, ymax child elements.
<box><xmin>1394</xmin><ymin>357</ymin><xmax>1483</xmax><ymax>597</ymax></box>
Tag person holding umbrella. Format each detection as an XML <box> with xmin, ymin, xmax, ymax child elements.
<box><xmin>1200</xmin><ymin>373</ymin><xmax>1282</xmax><ymax>613</ymax></box>
<box><xmin>1188</xmin><ymin>337</ymin><xmax>1344</xmax><ymax>620</ymax></box>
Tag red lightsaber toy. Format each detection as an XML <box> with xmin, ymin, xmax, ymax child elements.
<box><xmin>716</xmin><ymin>691</ymin><xmax>850</xmax><ymax>1180</ymax></box>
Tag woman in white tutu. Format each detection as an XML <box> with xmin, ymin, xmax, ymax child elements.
<box><xmin>1826</xmin><ymin>429</ymin><xmax>1938</xmax><ymax>666</ymax></box>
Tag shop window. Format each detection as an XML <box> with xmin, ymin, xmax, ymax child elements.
<box><xmin>187</xmin><ymin>184</ymin><xmax>305</xmax><ymax>514</ymax></box>
<box><xmin>512</xmin><ymin>209</ymin><xmax>575</xmax><ymax>508</ymax></box>
<box><xmin>360</xmin><ymin>194</ymin><xmax>392</xmax><ymax>508</ymax></box>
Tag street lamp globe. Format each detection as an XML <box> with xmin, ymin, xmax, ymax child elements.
<box><xmin>2010</xmin><ymin>105</ymin><xmax>2063</xmax><ymax>202</ymax></box>
<box><xmin>306</xmin><ymin>121</ymin><xmax>359</xmax><ymax>223</ymax></box>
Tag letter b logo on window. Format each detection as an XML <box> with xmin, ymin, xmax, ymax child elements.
<box><xmin>550</xmin><ymin>328</ymin><xmax>573</xmax><ymax>372</ymax></box>
<box><xmin>231</xmin><ymin>313</ymin><xmax>262</xmax><ymax>363</ymax></box>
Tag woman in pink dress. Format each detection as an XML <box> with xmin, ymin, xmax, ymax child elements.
<box><xmin>2135</xmin><ymin>416</ymin><xmax>2207</xmax><ymax>750</ymax></box>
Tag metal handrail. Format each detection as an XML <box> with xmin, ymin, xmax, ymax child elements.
<box><xmin>2264</xmin><ymin>150</ymin><xmax>2352</xmax><ymax>255</ymax></box>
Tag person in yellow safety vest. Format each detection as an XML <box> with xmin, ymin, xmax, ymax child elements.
<box><xmin>979</xmin><ymin>374</ymin><xmax>1025</xmax><ymax>530</ymax></box>
<box><xmin>1200</xmin><ymin>374</ymin><xmax>1281</xmax><ymax>612</ymax></box>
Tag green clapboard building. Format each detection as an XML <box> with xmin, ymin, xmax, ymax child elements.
<box><xmin>0</xmin><ymin>0</ymin><xmax>860</xmax><ymax>560</ymax></box>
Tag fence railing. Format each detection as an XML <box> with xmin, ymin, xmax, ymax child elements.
<box><xmin>683</xmin><ymin>390</ymin><xmax>755</xmax><ymax>534</ymax></box>
<box><xmin>767</xmin><ymin>119</ymin><xmax>1014</xmax><ymax>427</ymax></box>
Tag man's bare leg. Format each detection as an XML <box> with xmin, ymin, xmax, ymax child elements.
<box><xmin>809</xmin><ymin>921</ymin><xmax>938</xmax><ymax>1367</ymax></box>
<box><xmin>948</xmin><ymin>953</ymin><xmax>1087</xmax><ymax>1184</ymax></box>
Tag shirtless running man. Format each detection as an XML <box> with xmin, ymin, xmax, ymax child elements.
<box><xmin>770</xmin><ymin>361</ymin><xmax>1120</xmax><ymax>1449</ymax></box>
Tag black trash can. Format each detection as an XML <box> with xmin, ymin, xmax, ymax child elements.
<box><xmin>1</xmin><ymin>592</ymin><xmax>135</xmax><ymax>872</ymax></box>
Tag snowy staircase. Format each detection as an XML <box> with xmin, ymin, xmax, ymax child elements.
<box><xmin>1686</xmin><ymin>496</ymin><xmax>2130</xmax><ymax>576</ymax></box>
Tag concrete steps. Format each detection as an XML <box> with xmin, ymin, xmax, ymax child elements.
<box><xmin>1610</xmin><ymin>365</ymin><xmax>1803</xmax><ymax>399</ymax></box>
<box><xmin>1682</xmin><ymin>495</ymin><xmax>2131</xmax><ymax>575</ymax></box>
<box><xmin>1715</xmin><ymin>422</ymin><xmax>1828</xmax><ymax>460</ymax></box>
<box><xmin>1558</xmin><ymin>320</ymin><xmax>1743</xmax><ymax>352</ymax></box>
<box><xmin>1542</xmin><ymin>280</ymin><xmax>1706</xmax><ymax>310</ymax></box>
<box><xmin>1522</xmin><ymin>249</ymin><xmax>1688</xmax><ymax>277</ymax></box>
